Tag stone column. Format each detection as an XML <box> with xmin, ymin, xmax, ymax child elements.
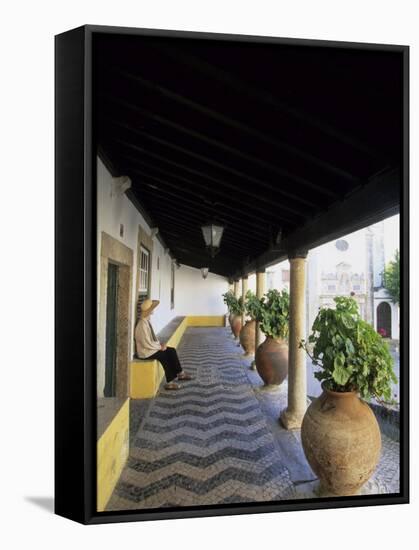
<box><xmin>252</xmin><ymin>269</ymin><xmax>266</xmax><ymax>369</ymax></box>
<box><xmin>234</xmin><ymin>279</ymin><xmax>241</xmax><ymax>299</ymax></box>
<box><xmin>241</xmin><ymin>276</ymin><xmax>248</xmax><ymax>328</ymax></box>
<box><xmin>280</xmin><ymin>252</ymin><xmax>308</xmax><ymax>430</ymax></box>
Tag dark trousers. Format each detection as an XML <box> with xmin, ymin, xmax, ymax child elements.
<box><xmin>148</xmin><ymin>346</ymin><xmax>183</xmax><ymax>383</ymax></box>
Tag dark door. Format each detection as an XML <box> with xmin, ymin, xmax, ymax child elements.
<box><xmin>104</xmin><ymin>263</ymin><xmax>119</xmax><ymax>397</ymax></box>
<box><xmin>377</xmin><ymin>301</ymin><xmax>392</xmax><ymax>339</ymax></box>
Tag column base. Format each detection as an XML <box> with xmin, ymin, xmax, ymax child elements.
<box><xmin>250</xmin><ymin>360</ymin><xmax>257</xmax><ymax>370</ymax></box>
<box><xmin>279</xmin><ymin>408</ymin><xmax>306</xmax><ymax>430</ymax></box>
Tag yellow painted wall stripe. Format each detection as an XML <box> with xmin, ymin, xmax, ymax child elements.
<box><xmin>97</xmin><ymin>398</ymin><xmax>130</xmax><ymax>512</ymax></box>
<box><xmin>187</xmin><ymin>315</ymin><xmax>225</xmax><ymax>327</ymax></box>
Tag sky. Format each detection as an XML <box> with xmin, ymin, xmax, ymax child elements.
<box><xmin>267</xmin><ymin>213</ymin><xmax>399</xmax><ymax>275</ymax></box>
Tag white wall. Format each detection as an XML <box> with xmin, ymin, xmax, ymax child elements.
<box><xmin>97</xmin><ymin>157</ymin><xmax>230</xmax><ymax>394</ymax></box>
<box><xmin>175</xmin><ymin>265</ymin><xmax>229</xmax><ymax>315</ymax></box>
<box><xmin>96</xmin><ymin>157</ymin><xmax>179</xmax><ymax>395</ymax></box>
<box><xmin>247</xmin><ymin>273</ymin><xmax>256</xmax><ymax>293</ymax></box>
<box><xmin>97</xmin><ymin>155</ymin><xmax>182</xmax><ymax>327</ymax></box>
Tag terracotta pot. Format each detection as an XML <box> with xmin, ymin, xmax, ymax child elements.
<box><xmin>255</xmin><ymin>336</ymin><xmax>288</xmax><ymax>385</ymax></box>
<box><xmin>228</xmin><ymin>313</ymin><xmax>235</xmax><ymax>329</ymax></box>
<box><xmin>301</xmin><ymin>387</ymin><xmax>381</xmax><ymax>496</ymax></box>
<box><xmin>231</xmin><ymin>315</ymin><xmax>242</xmax><ymax>338</ymax></box>
<box><xmin>239</xmin><ymin>320</ymin><xmax>256</xmax><ymax>355</ymax></box>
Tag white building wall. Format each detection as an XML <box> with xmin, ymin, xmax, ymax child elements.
<box><xmin>247</xmin><ymin>273</ymin><xmax>256</xmax><ymax>293</ymax></box>
<box><xmin>97</xmin><ymin>158</ymin><xmax>181</xmax><ymax>330</ymax></box>
<box><xmin>97</xmin><ymin>157</ymin><xmax>229</xmax><ymax>395</ymax></box>
<box><xmin>174</xmin><ymin>265</ymin><xmax>229</xmax><ymax>316</ymax></box>
<box><xmin>97</xmin><ymin>157</ymin><xmax>148</xmax><ymax>342</ymax></box>
<box><xmin>148</xmin><ymin>241</ymin><xmax>177</xmax><ymax>333</ymax></box>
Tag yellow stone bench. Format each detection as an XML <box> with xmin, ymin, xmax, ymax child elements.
<box><xmin>129</xmin><ymin>315</ymin><xmax>224</xmax><ymax>398</ymax></box>
<box><xmin>97</xmin><ymin>397</ymin><xmax>130</xmax><ymax>512</ymax></box>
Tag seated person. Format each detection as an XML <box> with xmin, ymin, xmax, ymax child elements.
<box><xmin>134</xmin><ymin>299</ymin><xmax>193</xmax><ymax>390</ymax></box>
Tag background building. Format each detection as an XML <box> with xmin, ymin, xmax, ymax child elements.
<box><xmin>265</xmin><ymin>216</ymin><xmax>399</xmax><ymax>340</ymax></box>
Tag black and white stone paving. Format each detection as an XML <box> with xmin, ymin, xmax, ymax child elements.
<box><xmin>106</xmin><ymin>327</ymin><xmax>400</xmax><ymax>511</ymax></box>
<box><xmin>106</xmin><ymin>327</ymin><xmax>296</xmax><ymax>510</ymax></box>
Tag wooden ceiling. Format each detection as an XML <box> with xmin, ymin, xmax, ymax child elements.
<box><xmin>93</xmin><ymin>31</ymin><xmax>404</xmax><ymax>278</ymax></box>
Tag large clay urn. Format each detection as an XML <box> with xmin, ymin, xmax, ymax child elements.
<box><xmin>255</xmin><ymin>337</ymin><xmax>288</xmax><ymax>385</ymax></box>
<box><xmin>239</xmin><ymin>320</ymin><xmax>256</xmax><ymax>356</ymax></box>
<box><xmin>231</xmin><ymin>315</ymin><xmax>242</xmax><ymax>338</ymax></box>
<box><xmin>301</xmin><ymin>387</ymin><xmax>381</xmax><ymax>496</ymax></box>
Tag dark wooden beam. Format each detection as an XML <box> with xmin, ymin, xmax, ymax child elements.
<box><xmin>108</xmin><ymin>65</ymin><xmax>362</xmax><ymax>185</ymax></box>
<box><xmin>121</xmin><ymin>155</ymin><xmax>297</xmax><ymax>226</ymax></box>
<box><xmin>134</xmin><ymin>173</ymin><xmax>271</xmax><ymax>237</ymax></box>
<box><xmin>99</xmin><ymin>93</ymin><xmax>339</xmax><ymax>199</ymax></box>
<box><xmin>151</xmin><ymin>44</ymin><xmax>384</xmax><ymax>161</ymax></box>
<box><xmin>141</xmin><ymin>204</ymin><xmax>263</xmax><ymax>251</ymax></box>
<box><xmin>237</xmin><ymin>167</ymin><xmax>400</xmax><ymax>278</ymax></box>
<box><xmin>110</xmin><ymin>137</ymin><xmax>308</xmax><ymax>220</ymax></box>
<box><xmin>166</xmin><ymin>243</ymin><xmax>238</xmax><ymax>275</ymax></box>
<box><xmin>107</xmin><ymin>118</ymin><xmax>321</xmax><ymax>210</ymax></box>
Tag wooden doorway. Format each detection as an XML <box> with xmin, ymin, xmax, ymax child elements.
<box><xmin>104</xmin><ymin>262</ymin><xmax>119</xmax><ymax>397</ymax></box>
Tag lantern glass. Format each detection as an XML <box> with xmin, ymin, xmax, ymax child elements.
<box><xmin>201</xmin><ymin>224</ymin><xmax>224</xmax><ymax>247</ymax></box>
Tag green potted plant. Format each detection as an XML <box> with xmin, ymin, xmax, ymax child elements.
<box><xmin>240</xmin><ymin>291</ymin><xmax>260</xmax><ymax>356</ymax></box>
<box><xmin>222</xmin><ymin>291</ymin><xmax>244</xmax><ymax>338</ymax></box>
<box><xmin>300</xmin><ymin>296</ymin><xmax>397</xmax><ymax>496</ymax></box>
<box><xmin>254</xmin><ymin>289</ymin><xmax>290</xmax><ymax>386</ymax></box>
<box><xmin>222</xmin><ymin>290</ymin><xmax>236</xmax><ymax>332</ymax></box>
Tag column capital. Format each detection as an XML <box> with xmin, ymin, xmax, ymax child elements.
<box><xmin>256</xmin><ymin>267</ymin><xmax>266</xmax><ymax>274</ymax></box>
<box><xmin>288</xmin><ymin>248</ymin><xmax>309</xmax><ymax>260</ymax></box>
<box><xmin>242</xmin><ymin>274</ymin><xmax>249</xmax><ymax>280</ymax></box>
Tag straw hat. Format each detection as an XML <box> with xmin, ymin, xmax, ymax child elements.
<box><xmin>140</xmin><ymin>299</ymin><xmax>160</xmax><ymax>318</ymax></box>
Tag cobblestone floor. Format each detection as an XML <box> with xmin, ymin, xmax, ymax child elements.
<box><xmin>106</xmin><ymin>327</ymin><xmax>400</xmax><ymax>511</ymax></box>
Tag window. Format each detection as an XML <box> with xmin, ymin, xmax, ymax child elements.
<box><xmin>170</xmin><ymin>262</ymin><xmax>175</xmax><ymax>309</ymax></box>
<box><xmin>335</xmin><ymin>239</ymin><xmax>349</xmax><ymax>251</ymax></box>
<box><xmin>137</xmin><ymin>245</ymin><xmax>150</xmax><ymax>320</ymax></box>
<box><xmin>139</xmin><ymin>246</ymin><xmax>150</xmax><ymax>293</ymax></box>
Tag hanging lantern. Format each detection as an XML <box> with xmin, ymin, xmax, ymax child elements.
<box><xmin>201</xmin><ymin>222</ymin><xmax>224</xmax><ymax>257</ymax></box>
<box><xmin>201</xmin><ymin>267</ymin><xmax>209</xmax><ymax>279</ymax></box>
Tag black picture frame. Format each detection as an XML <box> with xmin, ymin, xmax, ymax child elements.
<box><xmin>55</xmin><ymin>24</ymin><xmax>409</xmax><ymax>525</ymax></box>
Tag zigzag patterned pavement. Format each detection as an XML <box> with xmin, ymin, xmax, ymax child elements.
<box><xmin>106</xmin><ymin>327</ymin><xmax>296</xmax><ymax>511</ymax></box>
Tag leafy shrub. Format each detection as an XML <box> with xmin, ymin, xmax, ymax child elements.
<box><xmin>257</xmin><ymin>289</ymin><xmax>290</xmax><ymax>340</ymax></box>
<box><xmin>300</xmin><ymin>296</ymin><xmax>397</xmax><ymax>400</ymax></box>
<box><xmin>222</xmin><ymin>290</ymin><xmax>244</xmax><ymax>316</ymax></box>
<box><xmin>244</xmin><ymin>290</ymin><xmax>262</xmax><ymax>320</ymax></box>
<box><xmin>383</xmin><ymin>249</ymin><xmax>400</xmax><ymax>305</ymax></box>
<box><xmin>222</xmin><ymin>290</ymin><xmax>235</xmax><ymax>311</ymax></box>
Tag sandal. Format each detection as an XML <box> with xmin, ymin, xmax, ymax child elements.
<box><xmin>177</xmin><ymin>373</ymin><xmax>193</xmax><ymax>381</ymax></box>
<box><xmin>164</xmin><ymin>382</ymin><xmax>181</xmax><ymax>390</ymax></box>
